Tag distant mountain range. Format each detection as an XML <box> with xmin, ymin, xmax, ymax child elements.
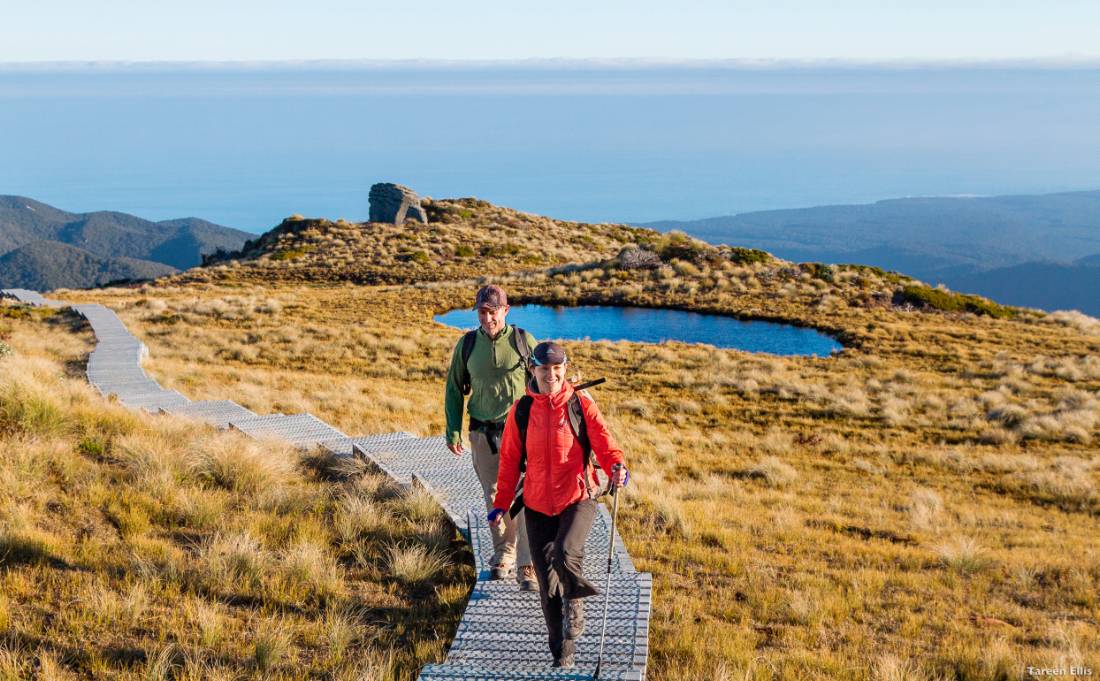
<box><xmin>643</xmin><ymin>190</ymin><xmax>1100</xmax><ymax>316</ymax></box>
<box><xmin>948</xmin><ymin>258</ymin><xmax>1100</xmax><ymax>315</ymax></box>
<box><xmin>0</xmin><ymin>196</ymin><xmax>250</xmax><ymax>291</ymax></box>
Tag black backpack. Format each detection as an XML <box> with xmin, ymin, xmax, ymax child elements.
<box><xmin>458</xmin><ymin>326</ymin><xmax>533</xmax><ymax>396</ymax></box>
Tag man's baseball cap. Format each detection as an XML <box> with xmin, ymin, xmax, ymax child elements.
<box><xmin>531</xmin><ymin>341</ymin><xmax>567</xmax><ymax>366</ymax></box>
<box><xmin>474</xmin><ymin>284</ymin><xmax>508</xmax><ymax>310</ymax></box>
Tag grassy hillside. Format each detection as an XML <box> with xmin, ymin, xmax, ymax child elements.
<box><xmin>0</xmin><ymin>305</ymin><xmax>472</xmax><ymax>680</ymax></box>
<box><xmin>196</xmin><ymin>197</ymin><xmax>648</xmax><ymax>284</ymax></box>
<box><xmin>33</xmin><ymin>197</ymin><xmax>1100</xmax><ymax>679</ymax></box>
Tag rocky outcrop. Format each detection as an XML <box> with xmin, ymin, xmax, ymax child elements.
<box><xmin>368</xmin><ymin>183</ymin><xmax>428</xmax><ymax>225</ymax></box>
<box><xmin>617</xmin><ymin>246</ymin><xmax>662</xmax><ymax>269</ymax></box>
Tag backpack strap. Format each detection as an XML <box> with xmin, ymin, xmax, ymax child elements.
<box><xmin>511</xmin><ymin>326</ymin><xmax>532</xmax><ymax>364</ymax></box>
<box><xmin>568</xmin><ymin>393</ymin><xmax>592</xmax><ymax>466</ymax></box>
<box><xmin>511</xmin><ymin>327</ymin><xmax>534</xmax><ymax>386</ymax></box>
<box><xmin>514</xmin><ymin>395</ymin><xmax>534</xmax><ymax>473</ymax></box>
<box><xmin>569</xmin><ymin>393</ymin><xmax>600</xmax><ymax>499</ymax></box>
<box><xmin>458</xmin><ymin>329</ymin><xmax>478</xmax><ymax>395</ymax></box>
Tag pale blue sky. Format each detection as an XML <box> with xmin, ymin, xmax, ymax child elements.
<box><xmin>3</xmin><ymin>0</ymin><xmax>1099</xmax><ymax>62</ymax></box>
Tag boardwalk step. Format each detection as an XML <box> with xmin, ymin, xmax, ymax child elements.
<box><xmin>117</xmin><ymin>390</ymin><xmax>190</xmax><ymax>410</ymax></box>
<box><xmin>319</xmin><ymin>432</ymin><xmax>416</xmax><ymax>457</ymax></box>
<box><xmin>161</xmin><ymin>400</ymin><xmax>257</xmax><ymax>428</ymax></box>
<box><xmin>352</xmin><ymin>435</ymin><xmax>452</xmax><ymax>485</ymax></box>
<box><xmin>229</xmin><ymin>413</ymin><xmax>347</xmax><ymax>446</ymax></box>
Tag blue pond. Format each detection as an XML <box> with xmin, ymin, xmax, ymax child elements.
<box><xmin>434</xmin><ymin>305</ymin><xmax>842</xmax><ymax>357</ymax></box>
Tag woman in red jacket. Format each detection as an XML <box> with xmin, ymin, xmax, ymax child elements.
<box><xmin>490</xmin><ymin>341</ymin><xmax>629</xmax><ymax>669</ymax></box>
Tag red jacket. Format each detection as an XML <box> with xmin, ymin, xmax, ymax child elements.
<box><xmin>493</xmin><ymin>381</ymin><xmax>626</xmax><ymax>517</ymax></box>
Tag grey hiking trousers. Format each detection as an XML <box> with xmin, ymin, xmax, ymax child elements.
<box><xmin>525</xmin><ymin>498</ymin><xmax>600</xmax><ymax>661</ymax></box>
<box><xmin>469</xmin><ymin>429</ymin><xmax>531</xmax><ymax>569</ymax></box>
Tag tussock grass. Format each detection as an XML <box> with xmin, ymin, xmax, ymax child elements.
<box><xmin>998</xmin><ymin>455</ymin><xmax>1099</xmax><ymax>513</ymax></box>
<box><xmin>37</xmin><ymin>652</ymin><xmax>74</xmax><ymax>681</ymax></box>
<box><xmin>335</xmin><ymin>646</ymin><xmax>398</xmax><ymax>681</ymax></box>
<box><xmin>279</xmin><ymin>539</ymin><xmax>344</xmax><ymax>602</ymax></box>
<box><xmin>189</xmin><ymin>435</ymin><xmax>297</xmax><ymax>495</ymax></box>
<box><xmin>142</xmin><ymin>645</ymin><xmax>182</xmax><ymax>681</ymax></box>
<box><xmin>0</xmin><ymin>308</ymin><xmax>472</xmax><ymax>679</ymax></box>
<box><xmin>745</xmin><ymin>456</ymin><xmax>799</xmax><ymax>487</ymax></box>
<box><xmin>936</xmin><ymin>536</ymin><xmax>993</xmax><ymax>575</ymax></box>
<box><xmin>0</xmin><ymin>359</ymin><xmax>71</xmax><ymax>439</ymax></box>
<box><xmin>334</xmin><ymin>493</ymin><xmax>388</xmax><ymax>542</ymax></box>
<box><xmin>200</xmin><ymin>531</ymin><xmax>271</xmax><ymax>593</ymax></box>
<box><xmin>385</xmin><ymin>543</ymin><xmax>449</xmax><ymax>584</ymax></box>
<box><xmin>323</xmin><ymin>608</ymin><xmax>362</xmax><ymax>661</ymax></box>
<box><xmin>635</xmin><ymin>495</ymin><xmax>692</xmax><ymax>539</ymax></box>
<box><xmin>185</xmin><ymin>599</ymin><xmax>224</xmax><ymax>648</ymax></box>
<box><xmin>907</xmin><ymin>488</ymin><xmax>944</xmax><ymax>533</ymax></box>
<box><xmin>873</xmin><ymin>655</ymin><xmax>930</xmax><ymax>681</ymax></box>
<box><xmin>40</xmin><ymin>193</ymin><xmax>1100</xmax><ymax>679</ymax></box>
<box><xmin>79</xmin><ymin>579</ymin><xmax>149</xmax><ymax>629</ymax></box>
<box><xmin>0</xmin><ymin>645</ymin><xmax>27</xmax><ymax>679</ymax></box>
<box><xmin>1041</xmin><ymin>309</ymin><xmax>1100</xmax><ymax>336</ymax></box>
<box><xmin>390</xmin><ymin>485</ymin><xmax>449</xmax><ymax>526</ymax></box>
<box><xmin>252</xmin><ymin>620</ymin><xmax>294</xmax><ymax>674</ymax></box>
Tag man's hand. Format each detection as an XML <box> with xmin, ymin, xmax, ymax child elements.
<box><xmin>447</xmin><ymin>442</ymin><xmax>465</xmax><ymax>456</ymax></box>
<box><xmin>488</xmin><ymin>508</ymin><xmax>506</xmax><ymax>526</ymax></box>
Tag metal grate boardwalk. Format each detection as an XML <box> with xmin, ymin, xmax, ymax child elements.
<box><xmin>2</xmin><ymin>290</ymin><xmax>651</xmax><ymax>680</ymax></box>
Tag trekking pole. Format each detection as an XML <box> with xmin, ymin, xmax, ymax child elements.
<box><xmin>593</xmin><ymin>463</ymin><xmax>623</xmax><ymax>680</ymax></box>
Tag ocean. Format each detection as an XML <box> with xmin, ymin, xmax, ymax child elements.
<box><xmin>2</xmin><ymin>62</ymin><xmax>1099</xmax><ymax>232</ymax></box>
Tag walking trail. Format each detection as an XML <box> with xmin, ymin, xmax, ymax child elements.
<box><xmin>2</xmin><ymin>288</ymin><xmax>652</xmax><ymax>681</ymax></box>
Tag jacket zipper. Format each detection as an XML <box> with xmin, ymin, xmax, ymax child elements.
<box><xmin>546</xmin><ymin>399</ymin><xmax>555</xmax><ymax>514</ymax></box>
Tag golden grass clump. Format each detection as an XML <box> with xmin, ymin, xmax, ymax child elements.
<box><xmin>35</xmin><ymin>192</ymin><xmax>1100</xmax><ymax>679</ymax></box>
<box><xmin>745</xmin><ymin>455</ymin><xmax>799</xmax><ymax>487</ymax></box>
<box><xmin>385</xmin><ymin>542</ymin><xmax>450</xmax><ymax>585</ymax></box>
<box><xmin>0</xmin><ymin>303</ymin><xmax>474</xmax><ymax>679</ymax></box>
<box><xmin>189</xmin><ymin>435</ymin><xmax>298</xmax><ymax>495</ymax></box>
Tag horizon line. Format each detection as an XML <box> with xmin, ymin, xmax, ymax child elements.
<box><xmin>7</xmin><ymin>186</ymin><xmax>1099</xmax><ymax>228</ymax></box>
<box><xmin>4</xmin><ymin>55</ymin><xmax>1100</xmax><ymax>71</ymax></box>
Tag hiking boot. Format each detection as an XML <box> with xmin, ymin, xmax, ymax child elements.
<box><xmin>517</xmin><ymin>565</ymin><xmax>538</xmax><ymax>592</ymax></box>
<box><xmin>552</xmin><ymin>651</ymin><xmax>575</xmax><ymax>669</ymax></box>
<box><xmin>562</xmin><ymin>597</ymin><xmax>585</xmax><ymax>640</ymax></box>
<box><xmin>489</xmin><ymin>564</ymin><xmax>514</xmax><ymax>581</ymax></box>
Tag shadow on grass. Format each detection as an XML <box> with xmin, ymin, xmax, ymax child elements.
<box><xmin>0</xmin><ymin>532</ymin><xmax>75</xmax><ymax>571</ymax></box>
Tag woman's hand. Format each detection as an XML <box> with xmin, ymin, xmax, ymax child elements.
<box><xmin>611</xmin><ymin>464</ymin><xmax>629</xmax><ymax>488</ymax></box>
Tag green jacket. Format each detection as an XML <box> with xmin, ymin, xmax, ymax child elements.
<box><xmin>444</xmin><ymin>324</ymin><xmax>535</xmax><ymax>445</ymax></box>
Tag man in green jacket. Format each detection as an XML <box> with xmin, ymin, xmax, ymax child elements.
<box><xmin>444</xmin><ymin>285</ymin><xmax>537</xmax><ymax>590</ymax></box>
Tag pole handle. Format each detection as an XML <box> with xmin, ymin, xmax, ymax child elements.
<box><xmin>573</xmin><ymin>377</ymin><xmax>606</xmax><ymax>392</ymax></box>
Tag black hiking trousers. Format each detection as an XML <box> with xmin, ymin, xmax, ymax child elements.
<box><xmin>524</xmin><ymin>498</ymin><xmax>599</xmax><ymax>661</ymax></box>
